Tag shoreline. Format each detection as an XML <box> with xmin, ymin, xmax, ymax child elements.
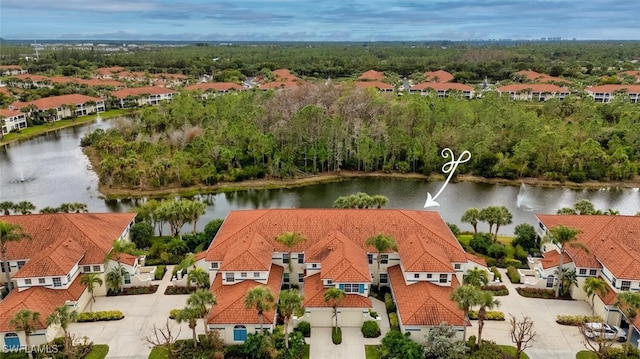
<box><xmin>96</xmin><ymin>170</ymin><xmax>640</xmax><ymax>199</ymax></box>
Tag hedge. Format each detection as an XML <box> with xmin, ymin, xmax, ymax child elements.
<box><xmin>361</xmin><ymin>320</ymin><xmax>381</xmax><ymax>338</ymax></box>
<box><xmin>169</xmin><ymin>309</ymin><xmax>182</xmax><ymax>320</ymax></box>
<box><xmin>480</xmin><ymin>285</ymin><xmax>509</xmax><ymax>296</ymax></box>
<box><xmin>490</xmin><ymin>266</ymin><xmax>502</xmax><ymax>282</ymax></box>
<box><xmin>77</xmin><ymin>310</ymin><xmax>124</xmax><ymax>322</ymax></box>
<box><xmin>506</xmin><ymin>266</ymin><xmax>520</xmax><ymax>284</ymax></box>
<box><xmin>556</xmin><ymin>315</ymin><xmax>603</xmax><ymax>326</ymax></box>
<box><xmin>154</xmin><ymin>265</ymin><xmax>166</xmax><ymax>280</ymax></box>
<box><xmin>164</xmin><ymin>286</ymin><xmax>198</xmax><ymax>295</ymax></box>
<box><xmin>468</xmin><ymin>310</ymin><xmax>505</xmax><ymax>321</ymax></box>
<box><xmin>295</xmin><ymin>321</ymin><xmax>311</xmax><ymax>337</ymax></box>
<box><xmin>384</xmin><ymin>293</ymin><xmax>396</xmax><ymax>313</ymax></box>
<box><xmin>516</xmin><ymin>287</ymin><xmax>557</xmax><ymax>299</ymax></box>
<box><xmin>332</xmin><ymin>327</ymin><xmax>342</xmax><ymax>345</ymax></box>
<box><xmin>389</xmin><ymin>312</ymin><xmax>399</xmax><ymax>331</ymax></box>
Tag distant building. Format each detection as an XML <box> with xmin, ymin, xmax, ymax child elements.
<box><xmin>0</xmin><ymin>108</ymin><xmax>28</xmax><ymax>135</ymax></box>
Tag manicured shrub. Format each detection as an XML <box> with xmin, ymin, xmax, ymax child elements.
<box><xmin>384</xmin><ymin>293</ymin><xmax>396</xmax><ymax>313</ymax></box>
<box><xmin>154</xmin><ymin>265</ymin><xmax>166</xmax><ymax>280</ymax></box>
<box><xmin>514</xmin><ymin>244</ymin><xmax>529</xmax><ymax>263</ymax></box>
<box><xmin>369</xmin><ymin>310</ymin><xmax>379</xmax><ymax>318</ymax></box>
<box><xmin>480</xmin><ymin>285</ymin><xmax>509</xmax><ymax>296</ymax></box>
<box><xmin>506</xmin><ymin>266</ymin><xmax>520</xmax><ymax>284</ymax></box>
<box><xmin>468</xmin><ymin>310</ymin><xmax>505</xmax><ymax>321</ymax></box>
<box><xmin>490</xmin><ymin>266</ymin><xmax>502</xmax><ymax>282</ymax></box>
<box><xmin>164</xmin><ymin>286</ymin><xmax>197</xmax><ymax>295</ymax></box>
<box><xmin>332</xmin><ymin>327</ymin><xmax>342</xmax><ymax>345</ymax></box>
<box><xmin>130</xmin><ymin>221</ymin><xmax>153</xmax><ymax>249</ymax></box>
<box><xmin>389</xmin><ymin>312</ymin><xmax>399</xmax><ymax>331</ymax></box>
<box><xmin>169</xmin><ymin>309</ymin><xmax>182</xmax><ymax>320</ymax></box>
<box><xmin>556</xmin><ymin>315</ymin><xmax>603</xmax><ymax>326</ymax></box>
<box><xmin>516</xmin><ymin>287</ymin><xmax>556</xmax><ymax>299</ymax></box>
<box><xmin>361</xmin><ymin>320</ymin><xmax>381</xmax><ymax>338</ymax></box>
<box><xmin>295</xmin><ymin>321</ymin><xmax>311</xmax><ymax>337</ymax></box>
<box><xmin>107</xmin><ymin>285</ymin><xmax>159</xmax><ymax>296</ymax></box>
<box><xmin>77</xmin><ymin>310</ymin><xmax>124</xmax><ymax>322</ymax></box>
<box><xmin>469</xmin><ymin>233</ymin><xmax>492</xmax><ymax>255</ymax></box>
<box><xmin>467</xmin><ymin>335</ymin><xmax>477</xmax><ymax>349</ymax></box>
<box><xmin>487</xmin><ymin>244</ymin><xmax>507</xmax><ymax>259</ymax></box>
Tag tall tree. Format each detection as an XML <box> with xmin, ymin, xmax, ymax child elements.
<box><xmin>80</xmin><ymin>273</ymin><xmax>103</xmax><ymax>312</ymax></box>
<box><xmin>461</xmin><ymin>208</ymin><xmax>481</xmax><ymax>235</ymax></box>
<box><xmin>176</xmin><ymin>307</ymin><xmax>200</xmax><ymax>348</ymax></box>
<box><xmin>365</xmin><ymin>232</ymin><xmax>397</xmax><ymax>283</ymax></box>
<box><xmin>9</xmin><ymin>309</ymin><xmax>41</xmax><ymax>357</ymax></box>
<box><xmin>46</xmin><ymin>305</ymin><xmax>78</xmax><ymax>350</ymax></box>
<box><xmin>186</xmin><ymin>267</ymin><xmax>209</xmax><ymax>290</ymax></box>
<box><xmin>493</xmin><ymin>206</ymin><xmax>513</xmax><ymax>239</ymax></box>
<box><xmin>186</xmin><ymin>200</ymin><xmax>207</xmax><ymax>234</ymax></box>
<box><xmin>0</xmin><ymin>221</ymin><xmax>31</xmax><ymax>292</ymax></box>
<box><xmin>323</xmin><ymin>288</ymin><xmax>346</xmax><ymax>329</ymax></box>
<box><xmin>450</xmin><ymin>284</ymin><xmax>482</xmax><ymax>341</ymax></box>
<box><xmin>278</xmin><ymin>289</ymin><xmax>304</xmax><ymax>348</ymax></box>
<box><xmin>479</xmin><ymin>206</ymin><xmax>499</xmax><ymax>240</ymax></box>
<box><xmin>542</xmin><ymin>225</ymin><xmax>587</xmax><ymax>298</ymax></box>
<box><xmin>615</xmin><ymin>291</ymin><xmax>640</xmax><ymax>354</ymax></box>
<box><xmin>0</xmin><ymin>201</ymin><xmax>15</xmax><ymax>215</ymax></box>
<box><xmin>275</xmin><ymin>231</ymin><xmax>306</xmax><ymax>281</ymax></box>
<box><xmin>574</xmin><ymin>199</ymin><xmax>596</xmax><ymax>215</ymax></box>
<box><xmin>187</xmin><ymin>289</ymin><xmax>217</xmax><ymax>334</ymax></box>
<box><xmin>476</xmin><ymin>291</ymin><xmax>501</xmax><ymax>347</ymax></box>
<box><xmin>463</xmin><ymin>267</ymin><xmax>489</xmax><ymax>287</ymax></box>
<box><xmin>583</xmin><ymin>278</ymin><xmax>608</xmax><ymax>315</ymax></box>
<box><xmin>14</xmin><ymin>201</ymin><xmax>35</xmax><ymax>215</ymax></box>
<box><xmin>244</xmin><ymin>286</ymin><xmax>275</xmax><ymax>333</ymax></box>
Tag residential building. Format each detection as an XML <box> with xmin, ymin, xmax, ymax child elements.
<box><xmin>0</xmin><ymin>213</ymin><xmax>137</xmax><ymax>349</ymax></box>
<box><xmin>259</xmin><ymin>69</ymin><xmax>302</xmax><ymax>90</ymax></box>
<box><xmin>10</xmin><ymin>94</ymin><xmax>105</xmax><ymax>121</ymax></box>
<box><xmin>355</xmin><ymin>70</ymin><xmax>394</xmax><ymax>92</ymax></box>
<box><xmin>512</xmin><ymin>70</ymin><xmax>573</xmax><ymax>85</ymax></box>
<box><xmin>410</xmin><ymin>82</ymin><xmax>475</xmax><ymax>99</ymax></box>
<box><xmin>358</xmin><ymin>70</ymin><xmax>385</xmax><ymax>82</ymax></box>
<box><xmin>0</xmin><ymin>66</ymin><xmax>27</xmax><ymax>76</ymax></box>
<box><xmin>0</xmin><ymin>108</ymin><xmax>28</xmax><ymax>135</ymax></box>
<box><xmin>534</xmin><ymin>214</ymin><xmax>640</xmax><ymax>346</ymax></box>
<box><xmin>110</xmin><ymin>86</ymin><xmax>176</xmax><ymax>108</ymax></box>
<box><xmin>618</xmin><ymin>70</ymin><xmax>640</xmax><ymax>83</ymax></box>
<box><xmin>197</xmin><ymin>209</ymin><xmax>486</xmax><ymax>344</ymax></box>
<box><xmin>424</xmin><ymin>70</ymin><xmax>454</xmax><ymax>83</ymax></box>
<box><xmin>585</xmin><ymin>85</ymin><xmax>640</xmax><ymax>103</ymax></box>
<box><xmin>94</xmin><ymin>66</ymin><xmax>126</xmax><ymax>79</ymax></box>
<box><xmin>497</xmin><ymin>83</ymin><xmax>570</xmax><ymax>101</ymax></box>
<box><xmin>185</xmin><ymin>82</ymin><xmax>245</xmax><ymax>98</ymax></box>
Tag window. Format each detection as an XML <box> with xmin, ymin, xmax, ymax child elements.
<box><xmin>298</xmin><ymin>273</ymin><xmax>304</xmax><ymax>283</ymax></box>
<box><xmin>241</xmin><ymin>272</ymin><xmax>247</xmax><ymax>278</ymax></box>
<box><xmin>589</xmin><ymin>269</ymin><xmax>597</xmax><ymax>276</ymax></box>
<box><xmin>612</xmin><ymin>278</ymin><xmax>617</xmax><ymax>288</ymax></box>
<box><xmin>1</xmin><ymin>262</ymin><xmax>7</xmax><ymax>273</ymax></box>
<box><xmin>284</xmin><ymin>273</ymin><xmax>290</xmax><ymax>283</ymax></box>
<box><xmin>38</xmin><ymin>278</ymin><xmax>45</xmax><ymax>284</ymax></box>
<box><xmin>298</xmin><ymin>254</ymin><xmax>304</xmax><ymax>264</ymax></box>
<box><xmin>414</xmin><ymin>273</ymin><xmax>419</xmax><ymax>279</ymax></box>
<box><xmin>17</xmin><ymin>261</ymin><xmax>26</xmax><ymax>269</ymax></box>
<box><xmin>311</xmin><ymin>263</ymin><xmax>318</xmax><ymax>269</ymax></box>
<box><xmin>226</xmin><ymin>272</ymin><xmax>235</xmax><ymax>283</ymax></box>
<box><xmin>439</xmin><ymin>274</ymin><xmax>448</xmax><ymax>283</ymax></box>
<box><xmin>454</xmin><ymin>264</ymin><xmax>461</xmax><ymax>270</ymax></box>
<box><xmin>124</xmin><ymin>272</ymin><xmax>131</xmax><ymax>285</ymax></box>
<box><xmin>53</xmin><ymin>278</ymin><xmax>62</xmax><ymax>287</ymax></box>
<box><xmin>343</xmin><ymin>283</ymin><xmax>359</xmax><ymax>293</ymax></box>
<box><xmin>379</xmin><ymin>273</ymin><xmax>388</xmax><ymax>284</ymax></box>
<box><xmin>579</xmin><ymin>268</ymin><xmax>587</xmax><ymax>275</ymax></box>
<box><xmin>367</xmin><ymin>254</ymin><xmax>373</xmax><ymax>264</ymax></box>
<box><xmin>380</xmin><ymin>255</ymin><xmax>389</xmax><ymax>264</ymax></box>
<box><xmin>282</xmin><ymin>253</ymin><xmax>290</xmax><ymax>264</ymax></box>
<box><xmin>211</xmin><ymin>262</ymin><xmax>219</xmax><ymax>269</ymax></box>
<box><xmin>427</xmin><ymin>273</ymin><xmax>433</xmax><ymax>279</ymax></box>
<box><xmin>546</xmin><ymin>275</ymin><xmax>554</xmax><ymax>288</ymax></box>
<box><xmin>233</xmin><ymin>325</ymin><xmax>247</xmax><ymax>342</ymax></box>
<box><xmin>254</xmin><ymin>272</ymin><xmax>260</xmax><ymax>278</ymax></box>
<box><xmin>621</xmin><ymin>281</ymin><xmax>631</xmax><ymax>291</ymax></box>
<box><xmin>83</xmin><ymin>266</ymin><xmax>91</xmax><ymax>272</ymax></box>
<box><xmin>93</xmin><ymin>265</ymin><xmax>101</xmax><ymax>272</ymax></box>
<box><xmin>25</xmin><ymin>279</ymin><xmax>32</xmax><ymax>285</ymax></box>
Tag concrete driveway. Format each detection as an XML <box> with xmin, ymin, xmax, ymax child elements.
<box><xmin>478</xmin><ymin>268</ymin><xmax>593</xmax><ymax>359</ymax></box>
<box><xmin>69</xmin><ymin>266</ymin><xmax>194</xmax><ymax>359</ymax></box>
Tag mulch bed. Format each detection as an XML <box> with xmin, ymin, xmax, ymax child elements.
<box><xmin>107</xmin><ymin>285</ymin><xmax>159</xmax><ymax>296</ymax></box>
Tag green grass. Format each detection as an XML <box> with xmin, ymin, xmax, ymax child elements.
<box><xmin>576</xmin><ymin>351</ymin><xmax>598</xmax><ymax>359</ymax></box>
<box><xmin>303</xmin><ymin>344</ymin><xmax>310</xmax><ymax>359</ymax></box>
<box><xmin>85</xmin><ymin>344</ymin><xmax>109</xmax><ymax>359</ymax></box>
<box><xmin>148</xmin><ymin>346</ymin><xmax>168</xmax><ymax>359</ymax></box>
<box><xmin>499</xmin><ymin>345</ymin><xmax>530</xmax><ymax>359</ymax></box>
<box><xmin>365</xmin><ymin>345</ymin><xmax>380</xmax><ymax>359</ymax></box>
<box><xmin>458</xmin><ymin>234</ymin><xmax>517</xmax><ymax>260</ymax></box>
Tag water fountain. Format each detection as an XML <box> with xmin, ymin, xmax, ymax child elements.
<box><xmin>516</xmin><ymin>183</ymin><xmax>536</xmax><ymax>211</ymax></box>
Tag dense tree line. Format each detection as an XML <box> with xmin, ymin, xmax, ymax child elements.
<box><xmin>80</xmin><ymin>84</ymin><xmax>640</xmax><ymax>191</ymax></box>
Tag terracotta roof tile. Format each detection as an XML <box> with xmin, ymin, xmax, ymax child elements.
<box><xmin>95</xmin><ymin>67</ymin><xmax>125</xmax><ymax>75</ymax></box>
<box><xmin>424</xmin><ymin>70</ymin><xmax>454</xmax><ymax>83</ymax></box>
<box><xmin>303</xmin><ymin>273</ymin><xmax>372</xmax><ymax>308</ymax></box>
<box><xmin>358</xmin><ymin>70</ymin><xmax>384</xmax><ymax>81</ymax></box>
<box><xmin>411</xmin><ymin>82</ymin><xmax>474</xmax><ymax>92</ymax></box>
<box><xmin>208</xmin><ymin>265</ymin><xmax>283</xmax><ymax>324</ymax></box>
<box><xmin>12</xmin><ymin>94</ymin><xmax>103</xmax><ymax>111</ymax></box>
<box><xmin>306</xmin><ymin>231</ymin><xmax>371</xmax><ymax>282</ymax></box>
<box><xmin>185</xmin><ymin>82</ymin><xmax>244</xmax><ymax>92</ymax></box>
<box><xmin>355</xmin><ymin>81</ymin><xmax>394</xmax><ymax>90</ymax></box>
<box><xmin>13</xmin><ymin>239</ymin><xmax>85</xmax><ymax>278</ymax></box>
<box><xmin>0</xmin><ymin>108</ymin><xmax>23</xmax><ymax>118</ymax></box>
<box><xmin>586</xmin><ymin>84</ymin><xmax>640</xmax><ymax>95</ymax></box>
<box><xmin>388</xmin><ymin>265</ymin><xmax>465</xmax><ymax>326</ymax></box>
<box><xmin>398</xmin><ymin>233</ymin><xmax>453</xmax><ymax>272</ymax></box>
<box><xmin>260</xmin><ymin>80</ymin><xmax>300</xmax><ymax>90</ymax></box>
<box><xmin>466</xmin><ymin>253</ymin><xmax>487</xmax><ymax>267</ymax></box>
<box><xmin>117</xmin><ymin>252</ymin><xmax>138</xmax><ymax>267</ymax></box>
<box><xmin>596</xmin><ymin>277</ymin><xmax>616</xmax><ymax>306</ymax></box>
<box><xmin>0</xmin><ymin>65</ymin><xmax>23</xmax><ymax>70</ymax></box>
<box><xmin>220</xmin><ymin>232</ymin><xmax>273</xmax><ymax>271</ymax></box>
<box><xmin>271</xmin><ymin>69</ymin><xmax>299</xmax><ymax>81</ymax></box>
<box><xmin>497</xmin><ymin>83</ymin><xmax>570</xmax><ymax>93</ymax></box>
<box><xmin>111</xmin><ymin>86</ymin><xmax>176</xmax><ymax>98</ymax></box>
<box><xmin>514</xmin><ymin>70</ymin><xmax>572</xmax><ymax>84</ymax></box>
<box><xmin>13</xmin><ymin>74</ymin><xmax>50</xmax><ymax>82</ymax></box>
<box><xmin>539</xmin><ymin>249</ymin><xmax>573</xmax><ymax>270</ymax></box>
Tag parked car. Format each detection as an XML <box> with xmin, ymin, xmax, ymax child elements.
<box><xmin>583</xmin><ymin>322</ymin><xmax>627</xmax><ymax>342</ymax></box>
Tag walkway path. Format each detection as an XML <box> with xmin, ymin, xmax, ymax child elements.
<box><xmin>69</xmin><ymin>265</ymin><xmax>193</xmax><ymax>359</ymax></box>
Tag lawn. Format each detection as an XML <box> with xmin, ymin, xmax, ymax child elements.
<box><xmin>575</xmin><ymin>351</ymin><xmax>598</xmax><ymax>359</ymax></box>
<box><xmin>148</xmin><ymin>346</ymin><xmax>168</xmax><ymax>359</ymax></box>
<box><xmin>85</xmin><ymin>344</ymin><xmax>109</xmax><ymax>359</ymax></box>
<box><xmin>303</xmin><ymin>344</ymin><xmax>310</xmax><ymax>359</ymax></box>
<box><xmin>365</xmin><ymin>345</ymin><xmax>380</xmax><ymax>359</ymax></box>
<box><xmin>499</xmin><ymin>345</ymin><xmax>530</xmax><ymax>359</ymax></box>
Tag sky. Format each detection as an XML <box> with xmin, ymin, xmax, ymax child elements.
<box><xmin>1</xmin><ymin>0</ymin><xmax>639</xmax><ymax>42</ymax></box>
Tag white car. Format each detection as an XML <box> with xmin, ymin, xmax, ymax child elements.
<box><xmin>583</xmin><ymin>322</ymin><xmax>627</xmax><ymax>342</ymax></box>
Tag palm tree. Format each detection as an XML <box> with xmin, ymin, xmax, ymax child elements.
<box><xmin>556</xmin><ymin>207</ymin><xmax>577</xmax><ymax>215</ymax></box>
<box><xmin>558</xmin><ymin>268</ymin><xmax>578</xmax><ymax>297</ymax></box>
<box><xmin>479</xmin><ymin>206</ymin><xmax>499</xmax><ymax>240</ymax></box>
<box><xmin>323</xmin><ymin>288</ymin><xmax>345</xmax><ymax>329</ymax></box>
<box><xmin>106</xmin><ymin>265</ymin><xmax>127</xmax><ymax>294</ymax></box>
<box><xmin>10</xmin><ymin>309</ymin><xmax>41</xmax><ymax>357</ymax></box>
<box><xmin>244</xmin><ymin>286</ymin><xmax>275</xmax><ymax>333</ymax></box>
<box><xmin>461</xmin><ymin>208</ymin><xmax>481</xmax><ymax>235</ymax></box>
<box><xmin>542</xmin><ymin>225</ymin><xmax>587</xmax><ymax>298</ymax></box>
<box><xmin>39</xmin><ymin>206</ymin><xmax>59</xmax><ymax>214</ymax></box>
<box><xmin>186</xmin><ymin>268</ymin><xmax>209</xmax><ymax>290</ymax></box>
<box><xmin>615</xmin><ymin>291</ymin><xmax>640</xmax><ymax>354</ymax></box>
<box><xmin>81</xmin><ymin>273</ymin><xmax>103</xmax><ymax>312</ymax></box>
<box><xmin>46</xmin><ymin>305</ymin><xmax>78</xmax><ymax>350</ymax></box>
<box><xmin>583</xmin><ymin>278</ymin><xmax>608</xmax><ymax>315</ymax></box>
<box><xmin>275</xmin><ymin>231</ymin><xmax>306</xmax><ymax>280</ymax></box>
<box><xmin>278</xmin><ymin>289</ymin><xmax>304</xmax><ymax>348</ymax></box>
<box><xmin>493</xmin><ymin>206</ymin><xmax>513</xmax><ymax>240</ymax></box>
<box><xmin>365</xmin><ymin>232</ymin><xmax>397</xmax><ymax>284</ymax></box>
<box><xmin>0</xmin><ymin>201</ymin><xmax>15</xmax><ymax>215</ymax></box>
<box><xmin>186</xmin><ymin>200</ymin><xmax>207</xmax><ymax>234</ymax></box>
<box><xmin>187</xmin><ymin>289</ymin><xmax>217</xmax><ymax>334</ymax></box>
<box><xmin>0</xmin><ymin>221</ymin><xmax>31</xmax><ymax>291</ymax></box>
<box><xmin>450</xmin><ymin>284</ymin><xmax>482</xmax><ymax>341</ymax></box>
<box><xmin>176</xmin><ymin>307</ymin><xmax>200</xmax><ymax>348</ymax></box>
<box><xmin>371</xmin><ymin>195</ymin><xmax>389</xmax><ymax>209</ymax></box>
<box><xmin>14</xmin><ymin>201</ymin><xmax>35</xmax><ymax>215</ymax></box>
<box><xmin>463</xmin><ymin>267</ymin><xmax>489</xmax><ymax>287</ymax></box>
<box><xmin>574</xmin><ymin>199</ymin><xmax>596</xmax><ymax>215</ymax></box>
<box><xmin>476</xmin><ymin>291</ymin><xmax>500</xmax><ymax>347</ymax></box>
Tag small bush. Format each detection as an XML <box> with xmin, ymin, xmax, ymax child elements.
<box><xmin>487</xmin><ymin>244</ymin><xmax>507</xmax><ymax>259</ymax></box>
<box><xmin>480</xmin><ymin>285</ymin><xmax>509</xmax><ymax>296</ymax></box>
<box><xmin>332</xmin><ymin>327</ymin><xmax>342</xmax><ymax>345</ymax></box>
<box><xmin>468</xmin><ymin>310</ymin><xmax>505</xmax><ymax>321</ymax></box>
<box><xmin>389</xmin><ymin>312</ymin><xmax>399</xmax><ymax>331</ymax></box>
<box><xmin>490</xmin><ymin>266</ymin><xmax>502</xmax><ymax>282</ymax></box>
<box><xmin>295</xmin><ymin>321</ymin><xmax>311</xmax><ymax>337</ymax></box>
<box><xmin>516</xmin><ymin>287</ymin><xmax>557</xmax><ymax>299</ymax></box>
<box><xmin>154</xmin><ymin>265</ymin><xmax>166</xmax><ymax>280</ymax></box>
<box><xmin>107</xmin><ymin>285</ymin><xmax>158</xmax><ymax>296</ymax></box>
<box><xmin>384</xmin><ymin>293</ymin><xmax>397</xmax><ymax>313</ymax></box>
<box><xmin>361</xmin><ymin>320</ymin><xmax>381</xmax><ymax>338</ymax></box>
<box><xmin>369</xmin><ymin>310</ymin><xmax>379</xmax><ymax>318</ymax></box>
<box><xmin>169</xmin><ymin>309</ymin><xmax>182</xmax><ymax>320</ymax></box>
<box><xmin>469</xmin><ymin>233</ymin><xmax>492</xmax><ymax>255</ymax></box>
<box><xmin>467</xmin><ymin>335</ymin><xmax>477</xmax><ymax>349</ymax></box>
<box><xmin>77</xmin><ymin>310</ymin><xmax>124</xmax><ymax>322</ymax></box>
<box><xmin>164</xmin><ymin>286</ymin><xmax>197</xmax><ymax>295</ymax></box>
<box><xmin>556</xmin><ymin>315</ymin><xmax>603</xmax><ymax>326</ymax></box>
<box><xmin>506</xmin><ymin>266</ymin><xmax>521</xmax><ymax>284</ymax></box>
<box><xmin>514</xmin><ymin>244</ymin><xmax>529</xmax><ymax>263</ymax></box>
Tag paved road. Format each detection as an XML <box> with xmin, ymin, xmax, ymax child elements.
<box><xmin>69</xmin><ymin>266</ymin><xmax>193</xmax><ymax>359</ymax></box>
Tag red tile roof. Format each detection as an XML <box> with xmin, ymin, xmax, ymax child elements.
<box><xmin>208</xmin><ymin>265</ymin><xmax>283</xmax><ymax>324</ymax></box>
<box><xmin>95</xmin><ymin>67</ymin><xmax>125</xmax><ymax>75</ymax></box>
<box><xmin>111</xmin><ymin>86</ymin><xmax>176</xmax><ymax>98</ymax></box>
<box><xmin>0</xmin><ymin>108</ymin><xmax>23</xmax><ymax>118</ymax></box>
<box><xmin>303</xmin><ymin>273</ymin><xmax>372</xmax><ymax>308</ymax></box>
<box><xmin>398</xmin><ymin>233</ymin><xmax>453</xmax><ymax>272</ymax></box>
<box><xmin>388</xmin><ymin>265</ymin><xmax>465</xmax><ymax>326</ymax></box>
<box><xmin>619</xmin><ymin>70</ymin><xmax>640</xmax><ymax>82</ymax></box>
<box><xmin>537</xmin><ymin>215</ymin><xmax>640</xmax><ymax>279</ymax></box>
<box><xmin>424</xmin><ymin>70</ymin><xmax>454</xmax><ymax>83</ymax></box>
<box><xmin>358</xmin><ymin>70</ymin><xmax>384</xmax><ymax>81</ymax></box>
<box><xmin>306</xmin><ymin>231</ymin><xmax>371</xmax><ymax>282</ymax></box>
<box><xmin>13</xmin><ymin>238</ymin><xmax>85</xmax><ymax>278</ymax></box>
<box><xmin>271</xmin><ymin>69</ymin><xmax>298</xmax><ymax>81</ymax></box>
<box><xmin>0</xmin><ymin>65</ymin><xmax>23</xmax><ymax>70</ymax></box>
<box><xmin>411</xmin><ymin>82</ymin><xmax>473</xmax><ymax>92</ymax></box>
<box><xmin>465</xmin><ymin>253</ymin><xmax>487</xmax><ymax>267</ymax></box>
<box><xmin>13</xmin><ymin>74</ymin><xmax>50</xmax><ymax>82</ymax></box>
<box><xmin>497</xmin><ymin>83</ymin><xmax>570</xmax><ymax>94</ymax></box>
<box><xmin>117</xmin><ymin>252</ymin><xmax>138</xmax><ymax>267</ymax></box>
<box><xmin>0</xmin><ymin>276</ymin><xmax>85</xmax><ymax>331</ymax></box>
<box><xmin>12</xmin><ymin>94</ymin><xmax>103</xmax><ymax>111</ymax></box>
<box><xmin>596</xmin><ymin>277</ymin><xmax>616</xmax><ymax>306</ymax></box>
<box><xmin>354</xmin><ymin>81</ymin><xmax>394</xmax><ymax>90</ymax></box>
<box><xmin>539</xmin><ymin>249</ymin><xmax>573</xmax><ymax>270</ymax></box>
<box><xmin>514</xmin><ymin>70</ymin><xmax>572</xmax><ymax>84</ymax></box>
<box><xmin>220</xmin><ymin>232</ymin><xmax>273</xmax><ymax>272</ymax></box>
<box><xmin>586</xmin><ymin>84</ymin><xmax>640</xmax><ymax>95</ymax></box>
<box><xmin>184</xmin><ymin>82</ymin><xmax>244</xmax><ymax>92</ymax></box>
<box><xmin>259</xmin><ymin>80</ymin><xmax>300</xmax><ymax>90</ymax></box>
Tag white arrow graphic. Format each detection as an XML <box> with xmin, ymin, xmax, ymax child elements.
<box><xmin>424</xmin><ymin>148</ymin><xmax>471</xmax><ymax>208</ymax></box>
